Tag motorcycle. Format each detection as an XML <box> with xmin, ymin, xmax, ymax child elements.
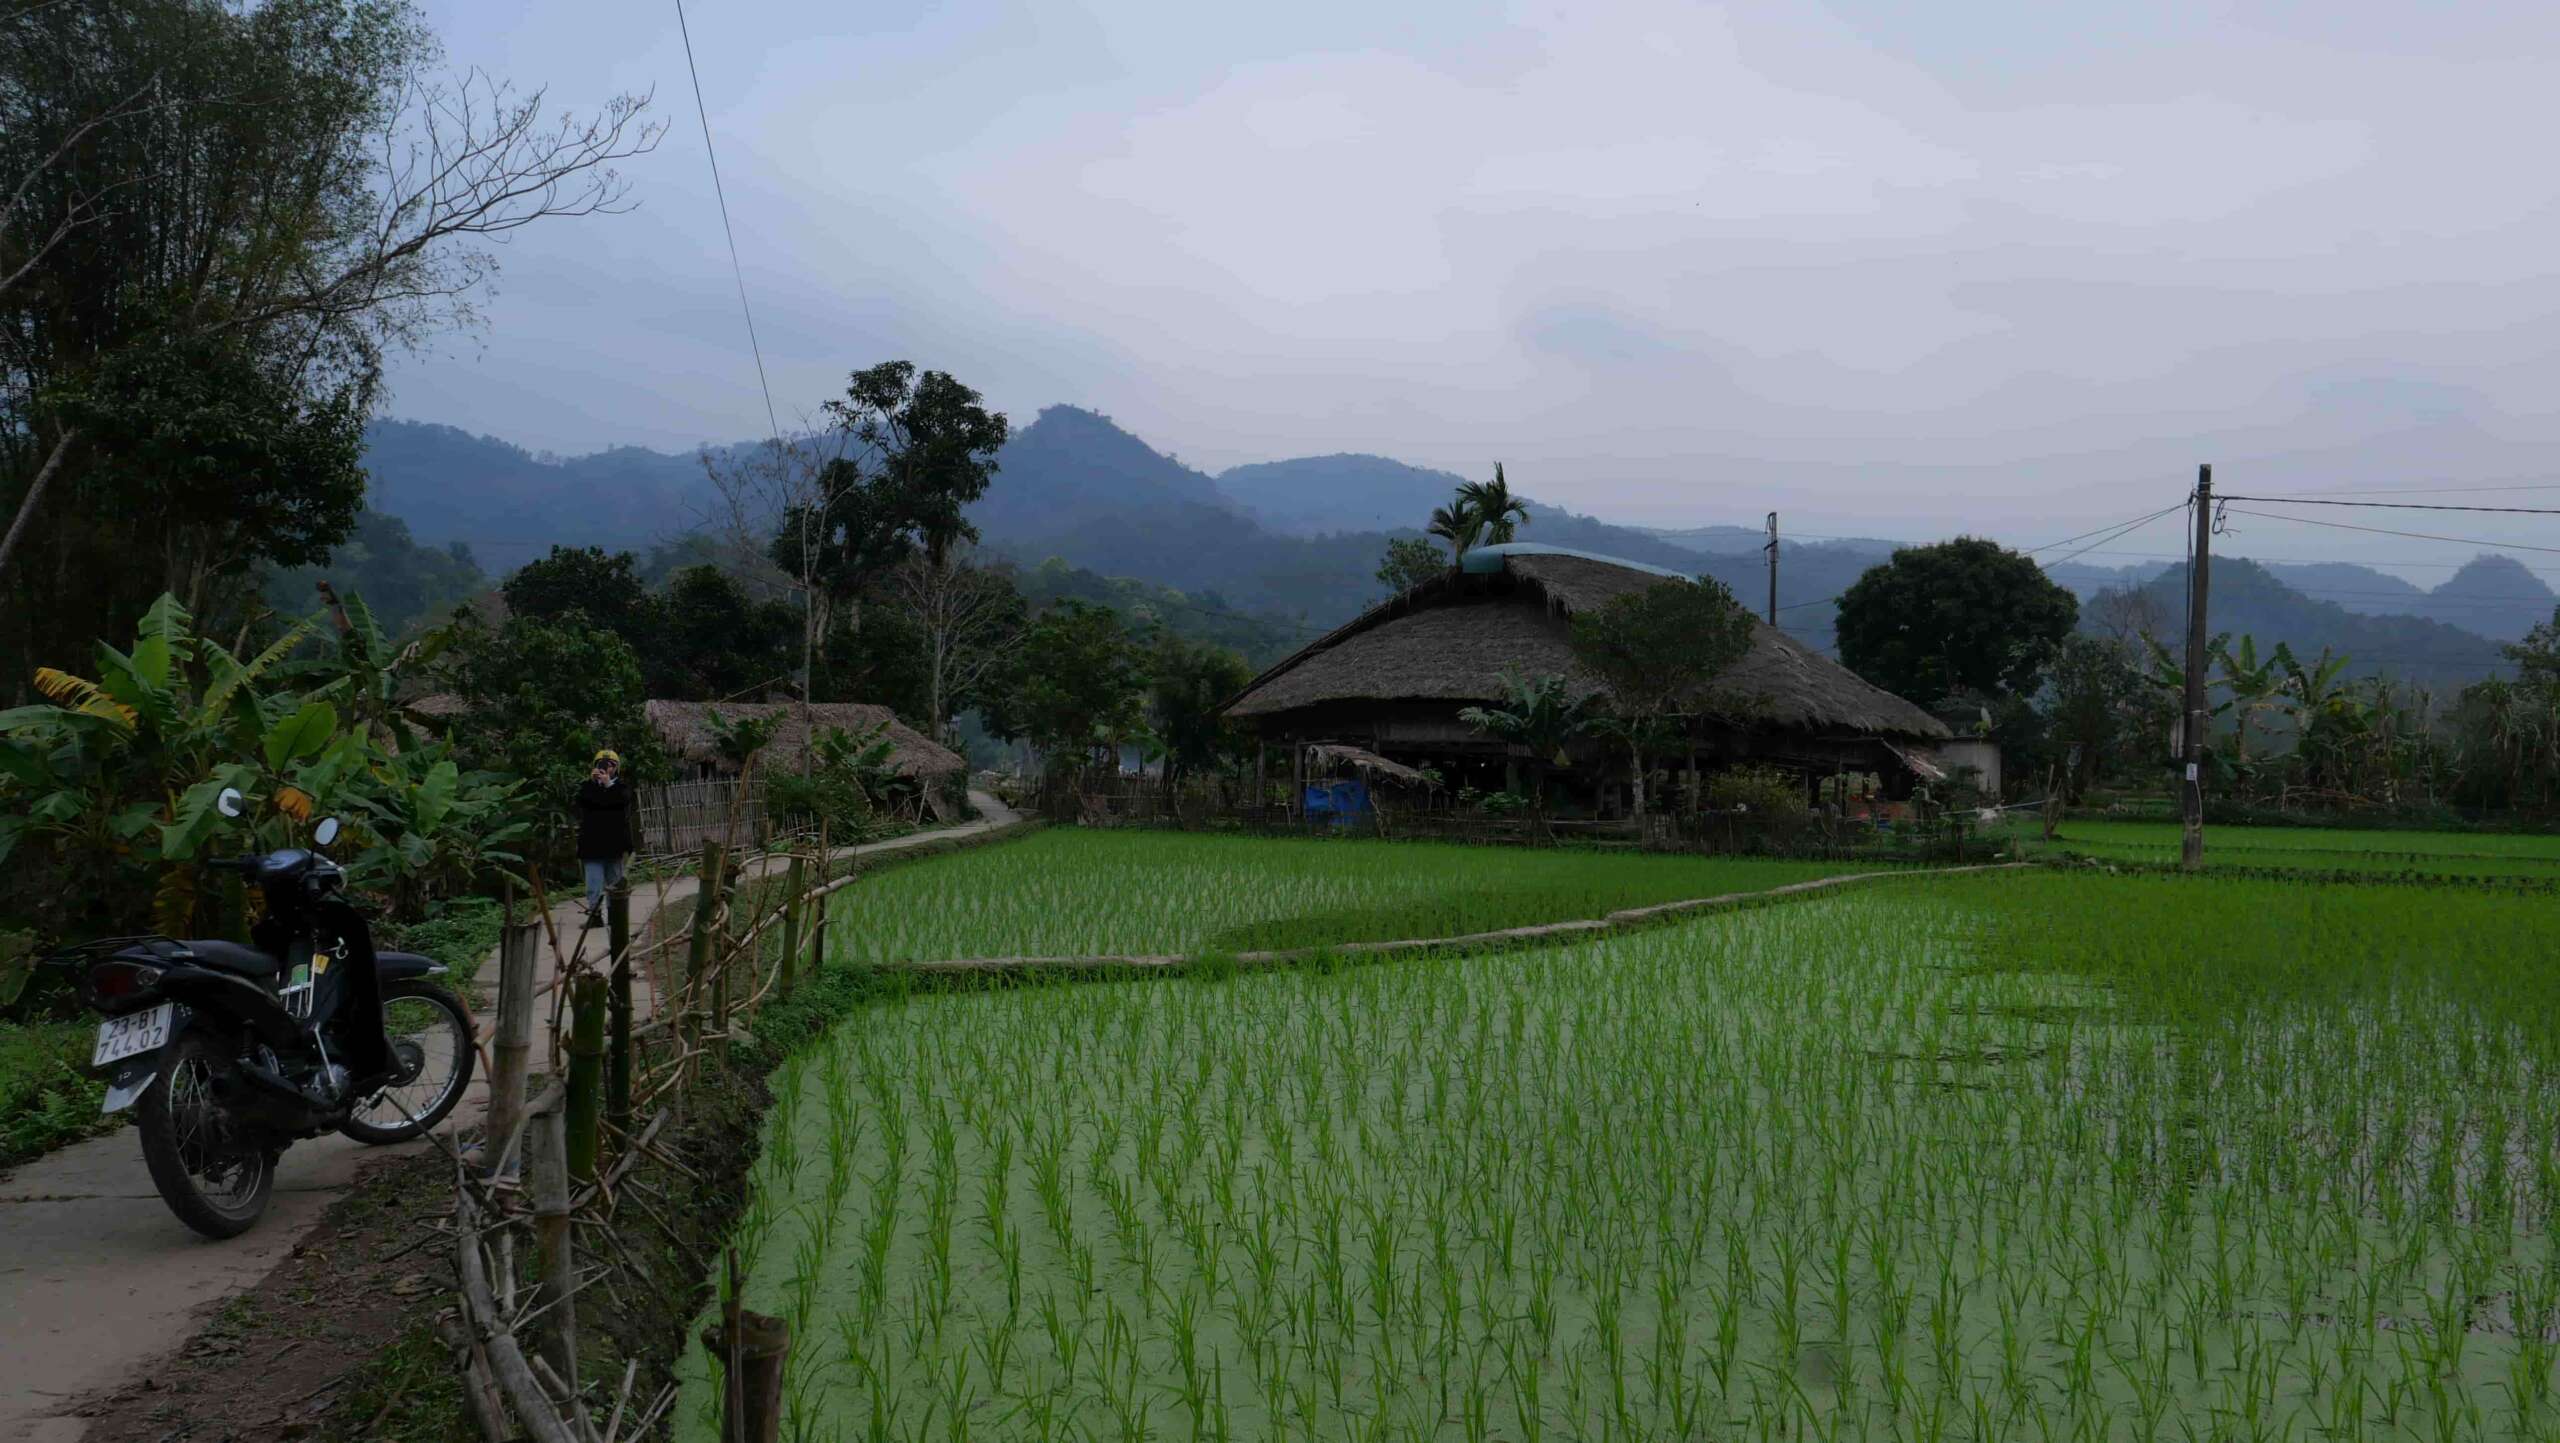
<box><xmin>53</xmin><ymin>788</ymin><xmax>476</xmax><ymax>1238</ymax></box>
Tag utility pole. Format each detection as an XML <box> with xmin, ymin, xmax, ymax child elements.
<box><xmin>1764</xmin><ymin>511</ymin><xmax>1779</xmax><ymax>624</ymax></box>
<box><xmin>2180</xmin><ymin>464</ymin><xmax>2213</xmax><ymax>870</ymax></box>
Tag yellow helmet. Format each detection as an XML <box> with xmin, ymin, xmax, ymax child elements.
<box><xmin>592</xmin><ymin>749</ymin><xmax>622</xmax><ymax>766</ymax></box>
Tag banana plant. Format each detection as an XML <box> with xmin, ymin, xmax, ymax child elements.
<box><xmin>2212</xmin><ymin>634</ymin><xmax>2285</xmax><ymax>766</ymax></box>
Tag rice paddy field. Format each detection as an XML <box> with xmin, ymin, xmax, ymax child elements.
<box><xmin>2029</xmin><ymin>817</ymin><xmax>2560</xmax><ymax>881</ymax></box>
<box><xmin>823</xmin><ymin>830</ymin><xmax>1864</xmax><ymax>960</ymax></box>
<box><xmin>681</xmin><ymin>831</ymin><xmax>2560</xmax><ymax>1442</ymax></box>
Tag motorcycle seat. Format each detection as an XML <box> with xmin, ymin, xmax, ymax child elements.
<box><xmin>182</xmin><ymin>939</ymin><xmax>282</xmax><ymax>979</ymax></box>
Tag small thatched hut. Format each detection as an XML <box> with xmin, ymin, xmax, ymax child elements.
<box><xmin>643</xmin><ymin>701</ymin><xmax>965</xmax><ymax>785</ymax></box>
<box><xmin>1222</xmin><ymin>544</ymin><xmax>1951</xmax><ymax>811</ymax></box>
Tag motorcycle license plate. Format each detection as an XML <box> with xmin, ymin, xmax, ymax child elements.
<box><xmin>92</xmin><ymin>1003</ymin><xmax>175</xmax><ymax>1067</ymax></box>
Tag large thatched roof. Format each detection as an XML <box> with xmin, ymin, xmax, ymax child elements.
<box><xmin>643</xmin><ymin>701</ymin><xmax>965</xmax><ymax>778</ymax></box>
<box><xmin>1225</xmin><ymin>546</ymin><xmax>1948</xmax><ymax>740</ymax></box>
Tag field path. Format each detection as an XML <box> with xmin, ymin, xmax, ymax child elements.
<box><xmin>0</xmin><ymin>792</ymin><xmax>1022</xmax><ymax>1443</ymax></box>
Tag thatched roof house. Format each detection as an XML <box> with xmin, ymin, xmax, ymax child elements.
<box><xmin>1224</xmin><ymin>544</ymin><xmax>1949</xmax><ymax>806</ymax></box>
<box><xmin>643</xmin><ymin>701</ymin><xmax>965</xmax><ymax>782</ymax></box>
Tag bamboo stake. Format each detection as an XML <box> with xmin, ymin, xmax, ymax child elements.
<box><xmin>527</xmin><ymin>1095</ymin><xmax>578</xmax><ymax>1385</ymax></box>
<box><xmin>484</xmin><ymin>919</ymin><xmax>540</xmax><ymax>1180</ymax></box>
<box><xmin>605</xmin><ymin>881</ymin><xmax>633</xmax><ymax>1140</ymax></box>
<box><xmin>565</xmin><ymin>972</ymin><xmax>606</xmax><ymax>1184</ymax></box>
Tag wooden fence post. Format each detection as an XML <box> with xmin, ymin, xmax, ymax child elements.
<box><xmin>484</xmin><ymin>919</ymin><xmax>540</xmax><ymax>1179</ymax></box>
<box><xmin>683</xmin><ymin>840</ymin><xmax>725</xmax><ymax>1044</ymax></box>
<box><xmin>564</xmin><ymin>973</ymin><xmax>605</xmax><ymax>1183</ymax></box>
<box><xmin>605</xmin><ymin>882</ymin><xmax>632</xmax><ymax>1139</ymax></box>
<box><xmin>527</xmin><ymin>1092</ymin><xmax>578</xmax><ymax>1384</ymax></box>
<box><xmin>779</xmin><ymin>854</ymin><xmax>804</xmax><ymax>995</ymax></box>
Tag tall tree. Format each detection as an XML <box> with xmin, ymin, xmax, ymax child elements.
<box><xmin>501</xmin><ymin>546</ymin><xmax>654</xmax><ymax>639</ymax></box>
<box><xmin>1145</xmin><ymin>631</ymin><xmax>1252</xmax><ymax>791</ymax></box>
<box><xmin>755</xmin><ymin>363</ymin><xmax>1010</xmax><ymax>699</ymax></box>
<box><xmin>1568</xmin><ymin>577</ymin><xmax>1756</xmax><ymax>818</ymax></box>
<box><xmin>0</xmin><ymin>0</ymin><xmax>659</xmax><ymax>690</ymax></box>
<box><xmin>981</xmin><ymin>602</ymin><xmax>1145</xmax><ymax>773</ymax></box>
<box><xmin>886</xmin><ymin>546</ymin><xmax>1026</xmax><ymax>741</ymax></box>
<box><xmin>1834</xmin><ymin>537</ymin><xmax>2078</xmax><ymax>703</ymax></box>
<box><xmin>1426</xmin><ymin>503</ymin><xmax>1483</xmax><ymax>561</ymax></box>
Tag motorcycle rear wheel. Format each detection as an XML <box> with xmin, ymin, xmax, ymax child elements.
<box><xmin>137</xmin><ymin>1033</ymin><xmax>276</xmax><ymax>1239</ymax></box>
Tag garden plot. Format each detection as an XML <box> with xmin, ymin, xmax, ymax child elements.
<box><xmin>685</xmin><ymin>863</ymin><xmax>2560</xmax><ymax>1441</ymax></box>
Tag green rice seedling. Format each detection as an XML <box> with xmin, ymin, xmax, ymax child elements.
<box><xmin>673</xmin><ymin>833</ymin><xmax>2560</xmax><ymax>1440</ymax></box>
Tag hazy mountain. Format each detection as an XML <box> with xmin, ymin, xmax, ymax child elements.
<box><xmin>2411</xmin><ymin>555</ymin><xmax>2555</xmax><ymax>641</ymax></box>
<box><xmin>351</xmin><ymin>415</ymin><xmax>2535</xmax><ymax>680</ymax></box>
<box><xmin>361</xmin><ymin>419</ymin><xmax>720</xmax><ymax>560</ymax></box>
<box><xmin>2107</xmin><ymin>559</ymin><xmax>2511</xmax><ymax>689</ymax></box>
<box><xmin>1214</xmin><ymin>452</ymin><xmax>1708</xmax><ymax>569</ymax></box>
<box><xmin>1216</xmin><ymin>453</ymin><xmax>1452</xmax><ymax>534</ymax></box>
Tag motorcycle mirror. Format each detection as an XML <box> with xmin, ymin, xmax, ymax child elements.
<box><xmin>313</xmin><ymin>816</ymin><xmax>341</xmax><ymax>848</ymax></box>
<box><xmin>216</xmin><ymin>787</ymin><xmax>246</xmax><ymax>819</ymax></box>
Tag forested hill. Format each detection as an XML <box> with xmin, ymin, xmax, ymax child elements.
<box><xmin>2109</xmin><ymin>559</ymin><xmax>2513</xmax><ymax>689</ymax></box>
<box><xmin>352</xmin><ymin>415</ymin><xmax>2541</xmax><ymax>680</ymax></box>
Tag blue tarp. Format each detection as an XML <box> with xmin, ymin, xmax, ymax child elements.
<box><xmin>1302</xmin><ymin>779</ymin><xmax>1370</xmax><ymax>824</ymax></box>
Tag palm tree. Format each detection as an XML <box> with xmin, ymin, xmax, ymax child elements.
<box><xmin>1457</xmin><ymin>463</ymin><xmax>1531</xmax><ymax>544</ymax></box>
<box><xmin>1456</xmin><ymin>670</ymin><xmax>1593</xmax><ymax>836</ymax></box>
<box><xmin>1427</xmin><ymin>502</ymin><xmax>1483</xmax><ymax>560</ymax></box>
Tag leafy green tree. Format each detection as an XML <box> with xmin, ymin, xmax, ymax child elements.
<box><xmin>981</xmin><ymin>602</ymin><xmax>1146</xmax><ymax>772</ymax></box>
<box><xmin>1375</xmin><ymin>536</ymin><xmax>1448</xmax><ymax>597</ymax></box>
<box><xmin>1569</xmin><ymin>578</ymin><xmax>1755</xmax><ymax>817</ymax></box>
<box><xmin>1835</xmin><ymin>537</ymin><xmax>2078</xmax><ymax>702</ymax></box>
<box><xmin>656</xmin><ymin>565</ymin><xmax>799</xmax><ymax>700</ymax></box>
<box><xmin>1457</xmin><ymin>671</ymin><xmax>1595</xmax><ymax>832</ymax></box>
<box><xmin>501</xmin><ymin>547</ymin><xmax>657</xmax><ymax>640</ymax></box>
<box><xmin>1146</xmin><ymin>632</ymin><xmax>1253</xmax><ymax>790</ymax></box>
<box><xmin>2040</xmin><ymin>634</ymin><xmax>2147</xmax><ymax>796</ymax></box>
<box><xmin>0</xmin><ymin>0</ymin><xmax>657</xmax><ymax>694</ymax></box>
<box><xmin>436</xmin><ymin>610</ymin><xmax>658</xmax><ymax>858</ymax></box>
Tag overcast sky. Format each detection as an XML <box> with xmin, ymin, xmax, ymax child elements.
<box><xmin>389</xmin><ymin>1</ymin><xmax>2560</xmax><ymax>579</ymax></box>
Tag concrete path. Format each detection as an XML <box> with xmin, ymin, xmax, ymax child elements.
<box><xmin>0</xmin><ymin>793</ymin><xmax>1022</xmax><ymax>1443</ymax></box>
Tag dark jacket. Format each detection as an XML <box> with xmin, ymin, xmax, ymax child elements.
<box><xmin>574</xmin><ymin>777</ymin><xmax>639</xmax><ymax>860</ymax></box>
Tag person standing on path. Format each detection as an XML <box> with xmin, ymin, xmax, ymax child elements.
<box><xmin>575</xmin><ymin>749</ymin><xmax>638</xmax><ymax>928</ymax></box>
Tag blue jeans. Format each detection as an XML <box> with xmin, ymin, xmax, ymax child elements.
<box><xmin>583</xmin><ymin>857</ymin><xmax>626</xmax><ymax>910</ymax></box>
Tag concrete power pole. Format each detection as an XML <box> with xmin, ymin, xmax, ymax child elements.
<box><xmin>2180</xmin><ymin>465</ymin><xmax>2213</xmax><ymax>870</ymax></box>
<box><xmin>1764</xmin><ymin>512</ymin><xmax>1778</xmax><ymax>625</ymax></box>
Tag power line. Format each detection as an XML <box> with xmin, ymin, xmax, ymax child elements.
<box><xmin>671</xmin><ymin>0</ymin><xmax>783</xmax><ymax>446</ymax></box>
<box><xmin>2218</xmin><ymin>495</ymin><xmax>2560</xmax><ymax>516</ymax></box>
<box><xmin>2219</xmin><ymin>506</ymin><xmax>2560</xmax><ymax>557</ymax></box>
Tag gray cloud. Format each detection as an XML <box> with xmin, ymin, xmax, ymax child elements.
<box><xmin>388</xmin><ymin>0</ymin><xmax>2560</xmax><ymax>577</ymax></box>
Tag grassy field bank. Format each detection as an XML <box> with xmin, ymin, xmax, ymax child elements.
<box><xmin>681</xmin><ymin>838</ymin><xmax>2560</xmax><ymax>1441</ymax></box>
<box><xmin>820</xmin><ymin>829</ymin><xmax>1863</xmax><ymax>962</ymax></box>
<box><xmin>2022</xmin><ymin>815</ymin><xmax>2560</xmax><ymax>880</ymax></box>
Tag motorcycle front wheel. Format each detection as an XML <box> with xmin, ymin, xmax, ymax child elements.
<box><xmin>137</xmin><ymin>1032</ymin><xmax>276</xmax><ymax>1239</ymax></box>
<box><xmin>340</xmin><ymin>979</ymin><xmax>476</xmax><ymax>1145</ymax></box>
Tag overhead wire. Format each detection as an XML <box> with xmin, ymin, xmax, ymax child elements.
<box><xmin>2219</xmin><ymin>506</ymin><xmax>2560</xmax><ymax>558</ymax></box>
<box><xmin>672</xmin><ymin>0</ymin><xmax>783</xmax><ymax>446</ymax></box>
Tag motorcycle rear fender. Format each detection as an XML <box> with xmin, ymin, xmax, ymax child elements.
<box><xmin>97</xmin><ymin>1009</ymin><xmax>192</xmax><ymax>1114</ymax></box>
<box><xmin>151</xmin><ymin>965</ymin><xmax>303</xmax><ymax>1051</ymax></box>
